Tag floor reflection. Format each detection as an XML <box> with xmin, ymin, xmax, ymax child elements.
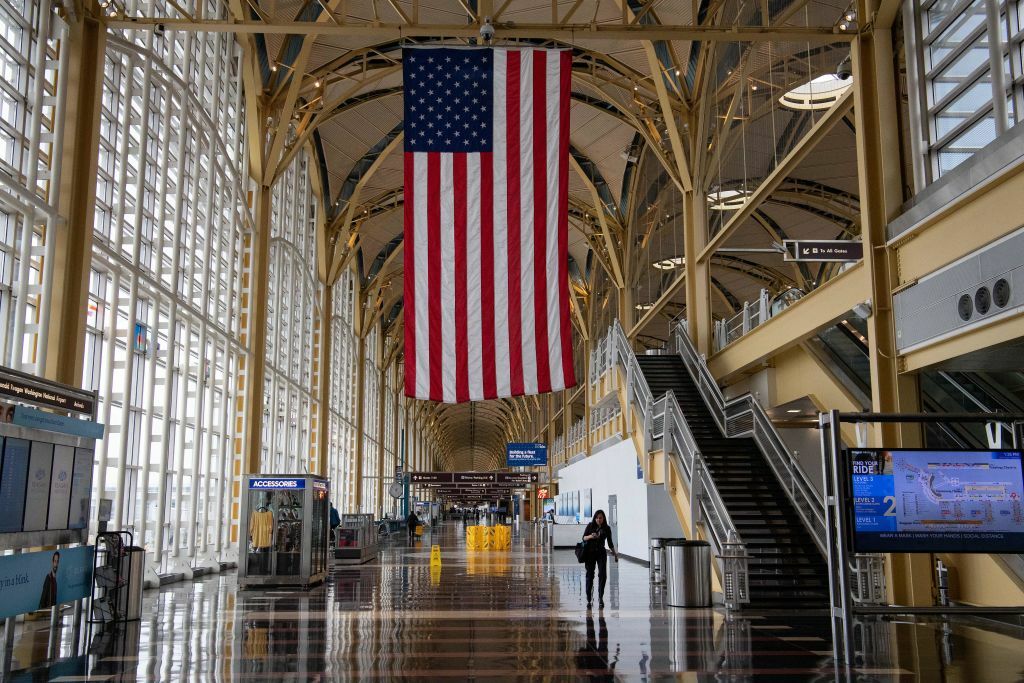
<box><xmin>5</xmin><ymin>522</ymin><xmax>1024</xmax><ymax>681</ymax></box>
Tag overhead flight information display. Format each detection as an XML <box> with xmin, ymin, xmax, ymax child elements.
<box><xmin>848</xmin><ymin>448</ymin><xmax>1024</xmax><ymax>553</ymax></box>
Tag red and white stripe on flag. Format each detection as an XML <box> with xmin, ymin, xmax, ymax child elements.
<box><xmin>403</xmin><ymin>47</ymin><xmax>576</xmax><ymax>403</ymax></box>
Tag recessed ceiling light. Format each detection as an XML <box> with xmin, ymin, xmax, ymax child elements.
<box><xmin>786</xmin><ymin>409</ymin><xmax>801</xmax><ymax>414</ymax></box>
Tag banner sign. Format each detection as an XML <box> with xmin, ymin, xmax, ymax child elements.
<box><xmin>249</xmin><ymin>478</ymin><xmax>305</xmax><ymax>490</ymax></box>
<box><xmin>0</xmin><ymin>546</ymin><xmax>94</xmax><ymax>619</ymax></box>
<box><xmin>412</xmin><ymin>471</ymin><xmax>538</xmax><ymax>486</ymax></box>
<box><xmin>0</xmin><ymin>374</ymin><xmax>94</xmax><ymax>415</ymax></box>
<box><xmin>784</xmin><ymin>239</ymin><xmax>863</xmax><ymax>262</ymax></box>
<box><xmin>11</xmin><ymin>406</ymin><xmax>105</xmax><ymax>440</ymax></box>
<box><xmin>506</xmin><ymin>443</ymin><xmax>547</xmax><ymax>467</ymax></box>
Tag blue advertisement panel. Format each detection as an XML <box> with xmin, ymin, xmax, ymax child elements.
<box><xmin>22</xmin><ymin>442</ymin><xmax>53</xmax><ymax>532</ymax></box>
<box><xmin>849</xmin><ymin>449</ymin><xmax>1024</xmax><ymax>553</ymax></box>
<box><xmin>0</xmin><ymin>437</ymin><xmax>30</xmax><ymax>532</ymax></box>
<box><xmin>12</xmin><ymin>405</ymin><xmax>105</xmax><ymax>439</ymax></box>
<box><xmin>0</xmin><ymin>546</ymin><xmax>94</xmax><ymax>619</ymax></box>
<box><xmin>68</xmin><ymin>449</ymin><xmax>94</xmax><ymax>530</ymax></box>
<box><xmin>506</xmin><ymin>443</ymin><xmax>547</xmax><ymax>467</ymax></box>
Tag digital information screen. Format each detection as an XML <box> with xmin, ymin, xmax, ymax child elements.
<box><xmin>849</xmin><ymin>449</ymin><xmax>1024</xmax><ymax>553</ymax></box>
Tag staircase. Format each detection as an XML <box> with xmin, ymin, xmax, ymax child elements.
<box><xmin>637</xmin><ymin>354</ymin><xmax>829</xmax><ymax>609</ymax></box>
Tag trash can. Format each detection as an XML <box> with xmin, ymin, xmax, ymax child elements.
<box><xmin>122</xmin><ymin>546</ymin><xmax>147</xmax><ymax>621</ymax></box>
<box><xmin>663</xmin><ymin>539</ymin><xmax>711</xmax><ymax>607</ymax></box>
<box><xmin>649</xmin><ymin>538</ymin><xmax>669</xmax><ymax>583</ymax></box>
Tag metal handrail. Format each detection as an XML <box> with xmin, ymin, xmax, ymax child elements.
<box><xmin>669</xmin><ymin>321</ymin><xmax>828</xmax><ymax>555</ymax></box>
<box><xmin>593</xmin><ymin>322</ymin><xmax>750</xmax><ymax>609</ymax></box>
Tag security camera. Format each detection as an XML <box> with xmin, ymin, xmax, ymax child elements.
<box><xmin>480</xmin><ymin>17</ymin><xmax>495</xmax><ymax>43</ymax></box>
<box><xmin>836</xmin><ymin>54</ymin><xmax>852</xmax><ymax>80</ymax></box>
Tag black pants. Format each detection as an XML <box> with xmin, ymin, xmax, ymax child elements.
<box><xmin>585</xmin><ymin>550</ymin><xmax>608</xmax><ymax>600</ymax></box>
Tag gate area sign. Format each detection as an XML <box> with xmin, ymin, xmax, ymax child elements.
<box><xmin>784</xmin><ymin>239</ymin><xmax>864</xmax><ymax>262</ymax></box>
<box><xmin>506</xmin><ymin>443</ymin><xmax>547</xmax><ymax>467</ymax></box>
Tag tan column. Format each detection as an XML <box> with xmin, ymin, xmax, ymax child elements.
<box><xmin>315</xmin><ymin>284</ymin><xmax>332</xmax><ymax>477</ymax></box>
<box><xmin>44</xmin><ymin>16</ymin><xmax>106</xmax><ymax>385</ymax></box>
<box><xmin>353</xmin><ymin>330</ymin><xmax>367</xmax><ymax>511</ymax></box>
<box><xmin>375</xmin><ymin>331</ymin><xmax>387</xmax><ymax>518</ymax></box>
<box><xmin>852</xmin><ymin>20</ymin><xmax>930</xmax><ymax>605</ymax></box>
<box><xmin>683</xmin><ymin>185</ymin><xmax>712</xmax><ymax>357</ymax></box>
<box><xmin>242</xmin><ymin>185</ymin><xmax>272</xmax><ymax>475</ymax></box>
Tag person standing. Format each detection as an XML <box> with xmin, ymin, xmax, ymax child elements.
<box><xmin>581</xmin><ymin>510</ymin><xmax>617</xmax><ymax>609</ymax></box>
<box><xmin>406</xmin><ymin>509</ymin><xmax>421</xmax><ymax>542</ymax></box>
<box><xmin>329</xmin><ymin>502</ymin><xmax>341</xmax><ymax>548</ymax></box>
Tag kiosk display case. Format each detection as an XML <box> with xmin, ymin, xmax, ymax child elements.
<box><xmin>239</xmin><ymin>475</ymin><xmax>330</xmax><ymax>589</ymax></box>
<box><xmin>333</xmin><ymin>513</ymin><xmax>378</xmax><ymax>565</ymax></box>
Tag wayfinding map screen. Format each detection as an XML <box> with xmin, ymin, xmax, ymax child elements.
<box><xmin>848</xmin><ymin>449</ymin><xmax>1024</xmax><ymax>553</ymax></box>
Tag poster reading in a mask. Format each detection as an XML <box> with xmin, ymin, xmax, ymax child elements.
<box><xmin>0</xmin><ymin>546</ymin><xmax>94</xmax><ymax>619</ymax></box>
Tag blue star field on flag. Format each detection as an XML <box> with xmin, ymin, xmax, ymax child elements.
<box><xmin>403</xmin><ymin>48</ymin><xmax>493</xmax><ymax>153</ymax></box>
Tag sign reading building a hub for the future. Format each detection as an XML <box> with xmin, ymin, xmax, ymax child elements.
<box><xmin>506</xmin><ymin>443</ymin><xmax>548</xmax><ymax>467</ymax></box>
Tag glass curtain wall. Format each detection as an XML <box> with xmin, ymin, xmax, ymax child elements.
<box><xmin>907</xmin><ymin>0</ymin><xmax>1024</xmax><ymax>180</ymax></box>
<box><xmin>328</xmin><ymin>267</ymin><xmax>358</xmax><ymax>511</ymax></box>
<box><xmin>83</xmin><ymin>17</ymin><xmax>247</xmax><ymax>569</ymax></box>
<box><xmin>261</xmin><ymin>149</ymin><xmax>321</xmax><ymax>475</ymax></box>
<box><xmin>0</xmin><ymin>0</ymin><xmax>68</xmax><ymax>373</ymax></box>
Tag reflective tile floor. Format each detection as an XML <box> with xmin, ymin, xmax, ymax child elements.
<box><xmin>5</xmin><ymin>523</ymin><xmax>1024</xmax><ymax>681</ymax></box>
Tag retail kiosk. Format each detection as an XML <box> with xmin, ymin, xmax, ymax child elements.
<box><xmin>238</xmin><ymin>474</ymin><xmax>330</xmax><ymax>589</ymax></box>
<box><xmin>333</xmin><ymin>513</ymin><xmax>378</xmax><ymax>565</ymax></box>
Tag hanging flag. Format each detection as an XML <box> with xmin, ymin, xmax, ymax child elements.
<box><xmin>403</xmin><ymin>47</ymin><xmax>575</xmax><ymax>403</ymax></box>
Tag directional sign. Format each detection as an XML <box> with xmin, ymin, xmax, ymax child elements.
<box><xmin>410</xmin><ymin>472</ymin><xmax>453</xmax><ymax>484</ymax></box>
<box><xmin>496</xmin><ymin>472</ymin><xmax>539</xmax><ymax>484</ymax></box>
<box><xmin>454</xmin><ymin>472</ymin><xmax>496</xmax><ymax>483</ymax></box>
<box><xmin>784</xmin><ymin>239</ymin><xmax>863</xmax><ymax>262</ymax></box>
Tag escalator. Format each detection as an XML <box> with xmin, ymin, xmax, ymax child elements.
<box><xmin>813</xmin><ymin>316</ymin><xmax>1024</xmax><ymax>448</ymax></box>
<box><xmin>637</xmin><ymin>355</ymin><xmax>830</xmax><ymax>609</ymax></box>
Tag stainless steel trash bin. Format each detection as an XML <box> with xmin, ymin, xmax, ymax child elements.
<box><xmin>649</xmin><ymin>538</ymin><xmax>668</xmax><ymax>583</ymax></box>
<box><xmin>664</xmin><ymin>539</ymin><xmax>711</xmax><ymax>607</ymax></box>
<box><xmin>122</xmin><ymin>546</ymin><xmax>146</xmax><ymax>621</ymax></box>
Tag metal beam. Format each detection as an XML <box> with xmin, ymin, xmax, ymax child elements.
<box><xmin>104</xmin><ymin>18</ymin><xmax>856</xmax><ymax>42</ymax></box>
<box><xmin>628</xmin><ymin>269</ymin><xmax>686</xmax><ymax>339</ymax></box>
<box><xmin>697</xmin><ymin>88</ymin><xmax>854</xmax><ymax>264</ymax></box>
<box><xmin>643</xmin><ymin>44</ymin><xmax>693</xmax><ymax>192</ymax></box>
<box><xmin>569</xmin><ymin>155</ymin><xmax>625</xmax><ymax>288</ymax></box>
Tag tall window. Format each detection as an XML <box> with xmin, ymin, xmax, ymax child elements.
<box><xmin>85</xmin><ymin>18</ymin><xmax>247</xmax><ymax>570</ymax></box>
<box><xmin>261</xmin><ymin>149</ymin><xmax>322</xmax><ymax>474</ymax></box>
<box><xmin>907</xmin><ymin>0</ymin><xmax>1024</xmax><ymax>180</ymax></box>
<box><xmin>0</xmin><ymin>0</ymin><xmax>66</xmax><ymax>373</ymax></box>
<box><xmin>328</xmin><ymin>268</ymin><xmax>358</xmax><ymax>511</ymax></box>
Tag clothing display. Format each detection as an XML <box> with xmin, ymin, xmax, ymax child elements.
<box><xmin>250</xmin><ymin>509</ymin><xmax>274</xmax><ymax>549</ymax></box>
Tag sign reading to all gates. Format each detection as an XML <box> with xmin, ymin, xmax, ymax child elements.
<box><xmin>249</xmin><ymin>478</ymin><xmax>305</xmax><ymax>490</ymax></box>
<box><xmin>506</xmin><ymin>443</ymin><xmax>548</xmax><ymax>467</ymax></box>
<box><xmin>784</xmin><ymin>239</ymin><xmax>864</xmax><ymax>262</ymax></box>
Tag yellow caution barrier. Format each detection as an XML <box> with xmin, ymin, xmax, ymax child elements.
<box><xmin>430</xmin><ymin>544</ymin><xmax>442</xmax><ymax>566</ymax></box>
<box><xmin>465</xmin><ymin>525</ymin><xmax>512</xmax><ymax>550</ymax></box>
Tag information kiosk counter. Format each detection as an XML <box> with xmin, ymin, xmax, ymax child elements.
<box><xmin>238</xmin><ymin>475</ymin><xmax>330</xmax><ymax>589</ymax></box>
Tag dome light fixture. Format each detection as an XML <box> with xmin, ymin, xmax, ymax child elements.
<box><xmin>779</xmin><ymin>74</ymin><xmax>853</xmax><ymax>111</ymax></box>
<box><xmin>635</xmin><ymin>302</ymin><xmax>655</xmax><ymax>311</ymax></box>
<box><xmin>652</xmin><ymin>256</ymin><xmax>685</xmax><ymax>270</ymax></box>
<box><xmin>707</xmin><ymin>188</ymin><xmax>750</xmax><ymax>211</ymax></box>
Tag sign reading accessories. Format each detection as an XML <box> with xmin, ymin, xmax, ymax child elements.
<box><xmin>249</xmin><ymin>479</ymin><xmax>305</xmax><ymax>490</ymax></box>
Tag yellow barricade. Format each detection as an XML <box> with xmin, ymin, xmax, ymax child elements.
<box><xmin>465</xmin><ymin>525</ymin><xmax>511</xmax><ymax>551</ymax></box>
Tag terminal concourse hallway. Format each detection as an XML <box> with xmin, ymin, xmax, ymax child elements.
<box><xmin>8</xmin><ymin>523</ymin><xmax>1024</xmax><ymax>681</ymax></box>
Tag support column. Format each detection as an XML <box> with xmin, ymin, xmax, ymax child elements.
<box><xmin>315</xmin><ymin>285</ymin><xmax>332</xmax><ymax>477</ymax></box>
<box><xmin>375</xmin><ymin>330</ymin><xmax>387</xmax><ymax>518</ymax></box>
<box><xmin>852</xmin><ymin>8</ymin><xmax>929</xmax><ymax>605</ymax></box>
<box><xmin>683</xmin><ymin>185</ymin><xmax>712</xmax><ymax>357</ymax></box>
<box><xmin>353</xmin><ymin>321</ymin><xmax>367</xmax><ymax>511</ymax></box>
<box><xmin>44</xmin><ymin>16</ymin><xmax>106</xmax><ymax>385</ymax></box>
<box><xmin>242</xmin><ymin>184</ymin><xmax>273</xmax><ymax>475</ymax></box>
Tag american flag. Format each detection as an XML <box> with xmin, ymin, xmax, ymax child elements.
<box><xmin>403</xmin><ymin>47</ymin><xmax>575</xmax><ymax>403</ymax></box>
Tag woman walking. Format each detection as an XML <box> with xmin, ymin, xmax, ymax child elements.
<box><xmin>581</xmin><ymin>510</ymin><xmax>618</xmax><ymax>609</ymax></box>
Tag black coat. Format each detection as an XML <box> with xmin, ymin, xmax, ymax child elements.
<box><xmin>582</xmin><ymin>522</ymin><xmax>615</xmax><ymax>555</ymax></box>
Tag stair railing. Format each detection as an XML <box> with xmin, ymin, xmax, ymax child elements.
<box><xmin>652</xmin><ymin>390</ymin><xmax>750</xmax><ymax>609</ymax></box>
<box><xmin>668</xmin><ymin>322</ymin><xmax>828</xmax><ymax>556</ymax></box>
<box><xmin>593</xmin><ymin>321</ymin><xmax>749</xmax><ymax>609</ymax></box>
